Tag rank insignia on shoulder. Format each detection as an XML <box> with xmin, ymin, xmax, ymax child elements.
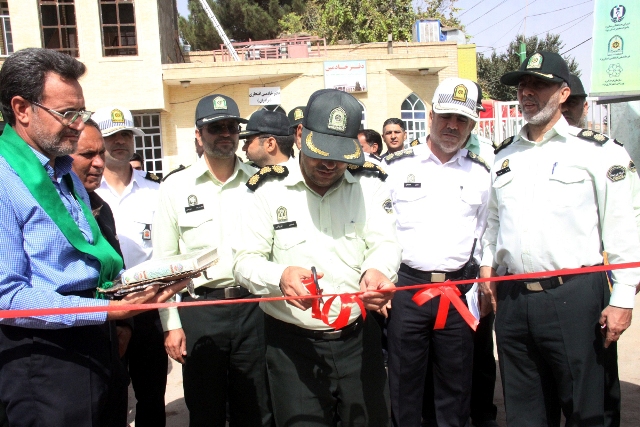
<box><xmin>162</xmin><ymin>164</ymin><xmax>187</xmax><ymax>182</ymax></box>
<box><xmin>368</xmin><ymin>152</ymin><xmax>382</xmax><ymax>162</ymax></box>
<box><xmin>347</xmin><ymin>161</ymin><xmax>388</xmax><ymax>181</ymax></box>
<box><xmin>410</xmin><ymin>139</ymin><xmax>421</xmax><ymax>147</ymax></box>
<box><xmin>145</xmin><ymin>171</ymin><xmax>161</xmax><ymax>183</ymax></box>
<box><xmin>496</xmin><ymin>158</ymin><xmax>511</xmax><ymax>177</ymax></box>
<box><xmin>629</xmin><ymin>160</ymin><xmax>636</xmax><ymax>173</ymax></box>
<box><xmin>494</xmin><ymin>136</ymin><xmax>514</xmax><ymax>154</ymax></box>
<box><xmin>246</xmin><ymin>164</ymin><xmax>289</xmax><ymax>191</ymax></box>
<box><xmin>607</xmin><ymin>165</ymin><xmax>627</xmax><ymax>182</ymax></box>
<box><xmin>383</xmin><ymin>198</ymin><xmax>394</xmax><ymax>214</ymax></box>
<box><xmin>614</xmin><ymin>138</ymin><xmax>624</xmax><ymax>147</ymax></box>
<box><xmin>466</xmin><ymin>151</ymin><xmax>490</xmax><ymax>172</ymax></box>
<box><xmin>577</xmin><ymin>129</ymin><xmax>609</xmax><ymax>145</ymax></box>
<box><xmin>384</xmin><ymin>148</ymin><xmax>414</xmax><ymax>164</ymax></box>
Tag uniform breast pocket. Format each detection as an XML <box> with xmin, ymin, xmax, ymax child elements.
<box><xmin>178</xmin><ymin>211</ymin><xmax>214</xmax><ymax>248</ymax></box>
<box><xmin>339</xmin><ymin>222</ymin><xmax>366</xmax><ymax>268</ymax></box>
<box><xmin>460</xmin><ymin>187</ymin><xmax>483</xmax><ymax>215</ymax></box>
<box><xmin>273</xmin><ymin>230</ymin><xmax>306</xmax><ymax>251</ymax></box>
<box><xmin>493</xmin><ymin>173</ymin><xmax>516</xmax><ymax>205</ymax></box>
<box><xmin>547</xmin><ymin>169</ymin><xmax>588</xmax><ymax>207</ymax></box>
<box><xmin>394</xmin><ymin>188</ymin><xmax>428</xmax><ymax>225</ymax></box>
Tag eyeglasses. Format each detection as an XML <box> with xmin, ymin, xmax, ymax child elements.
<box><xmin>204</xmin><ymin>122</ymin><xmax>241</xmax><ymax>135</ymax></box>
<box><xmin>31</xmin><ymin>101</ymin><xmax>93</xmax><ymax>126</ymax></box>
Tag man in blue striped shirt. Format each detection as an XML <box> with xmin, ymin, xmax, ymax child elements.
<box><xmin>0</xmin><ymin>48</ymin><xmax>184</xmax><ymax>427</ymax></box>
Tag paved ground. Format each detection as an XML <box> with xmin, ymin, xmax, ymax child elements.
<box><xmin>127</xmin><ymin>293</ymin><xmax>640</xmax><ymax>426</ymax></box>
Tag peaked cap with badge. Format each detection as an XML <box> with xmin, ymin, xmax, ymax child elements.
<box><xmin>92</xmin><ymin>106</ymin><xmax>145</xmax><ymax>137</ymax></box>
<box><xmin>195</xmin><ymin>94</ymin><xmax>248</xmax><ymax>128</ymax></box>
<box><xmin>240</xmin><ymin>109</ymin><xmax>292</xmax><ymax>139</ymax></box>
<box><xmin>431</xmin><ymin>77</ymin><xmax>480</xmax><ymax>122</ymax></box>
<box><xmin>568</xmin><ymin>74</ymin><xmax>587</xmax><ymax>97</ymax></box>
<box><xmin>500</xmin><ymin>51</ymin><xmax>570</xmax><ymax>86</ymax></box>
<box><xmin>301</xmin><ymin>89</ymin><xmax>365</xmax><ymax>166</ymax></box>
<box><xmin>287</xmin><ymin>106</ymin><xmax>306</xmax><ymax>128</ymax></box>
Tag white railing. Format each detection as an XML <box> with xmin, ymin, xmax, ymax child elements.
<box><xmin>586</xmin><ymin>97</ymin><xmax>611</xmax><ymax>136</ymax></box>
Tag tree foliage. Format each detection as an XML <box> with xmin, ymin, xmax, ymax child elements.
<box><xmin>179</xmin><ymin>0</ymin><xmax>470</xmax><ymax>47</ymax></box>
<box><xmin>477</xmin><ymin>34</ymin><xmax>581</xmax><ymax>101</ymax></box>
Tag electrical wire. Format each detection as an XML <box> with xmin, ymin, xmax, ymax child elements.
<box><xmin>472</xmin><ymin>0</ymin><xmax>539</xmax><ymax>37</ymax></box>
<box><xmin>458</xmin><ymin>0</ymin><xmax>488</xmax><ymax>18</ymax></box>
<box><xmin>529</xmin><ymin>0</ymin><xmax>593</xmax><ymax>17</ymax></box>
<box><xmin>561</xmin><ymin>37</ymin><xmax>592</xmax><ymax>54</ymax></box>
<box><xmin>466</xmin><ymin>0</ymin><xmax>508</xmax><ymax>26</ymax></box>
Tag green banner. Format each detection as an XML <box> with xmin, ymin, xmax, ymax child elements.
<box><xmin>591</xmin><ymin>2</ymin><xmax>640</xmax><ymax>96</ymax></box>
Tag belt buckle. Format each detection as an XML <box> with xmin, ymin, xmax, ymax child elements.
<box><xmin>525</xmin><ymin>282</ymin><xmax>543</xmax><ymax>292</ymax></box>
<box><xmin>224</xmin><ymin>286</ymin><xmax>242</xmax><ymax>299</ymax></box>
<box><xmin>321</xmin><ymin>330</ymin><xmax>342</xmax><ymax>340</ymax></box>
<box><xmin>430</xmin><ymin>272</ymin><xmax>446</xmax><ymax>283</ymax></box>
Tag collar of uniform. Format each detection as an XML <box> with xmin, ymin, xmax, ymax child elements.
<box><xmin>193</xmin><ymin>155</ymin><xmax>253</xmax><ymax>186</ymax></box>
<box><xmin>519</xmin><ymin>115</ymin><xmax>570</xmax><ymax>145</ymax></box>
<box><xmin>422</xmin><ymin>140</ymin><xmax>466</xmax><ymax>166</ymax></box>
<box><xmin>283</xmin><ymin>159</ymin><xmax>355</xmax><ymax>190</ymax></box>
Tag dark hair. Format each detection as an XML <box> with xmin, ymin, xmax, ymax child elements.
<box><xmin>84</xmin><ymin>118</ymin><xmax>101</xmax><ymax>133</ymax></box>
<box><xmin>358</xmin><ymin>129</ymin><xmax>383</xmax><ymax>155</ymax></box>
<box><xmin>382</xmin><ymin>118</ymin><xmax>406</xmax><ymax>132</ymax></box>
<box><xmin>130</xmin><ymin>152</ymin><xmax>144</xmax><ymax>162</ymax></box>
<box><xmin>0</xmin><ymin>48</ymin><xmax>86</xmax><ymax>125</ymax></box>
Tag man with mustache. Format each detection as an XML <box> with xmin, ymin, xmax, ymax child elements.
<box><xmin>384</xmin><ymin>78</ymin><xmax>490</xmax><ymax>427</ymax></box>
<box><xmin>153</xmin><ymin>94</ymin><xmax>272</xmax><ymax>427</ymax></box>
<box><xmin>93</xmin><ymin>106</ymin><xmax>168</xmax><ymax>427</ymax></box>
<box><xmin>480</xmin><ymin>51</ymin><xmax>640</xmax><ymax>426</ymax></box>
<box><xmin>0</xmin><ymin>47</ymin><xmax>183</xmax><ymax>427</ymax></box>
<box><xmin>234</xmin><ymin>89</ymin><xmax>400</xmax><ymax>426</ymax></box>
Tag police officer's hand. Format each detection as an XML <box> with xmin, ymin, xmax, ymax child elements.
<box><xmin>600</xmin><ymin>305</ymin><xmax>633</xmax><ymax>348</ymax></box>
<box><xmin>116</xmin><ymin>325</ymin><xmax>132</xmax><ymax>358</ymax></box>
<box><xmin>479</xmin><ymin>266</ymin><xmax>497</xmax><ymax>315</ymax></box>
<box><xmin>164</xmin><ymin>328</ymin><xmax>187</xmax><ymax>363</ymax></box>
<box><xmin>279</xmin><ymin>266</ymin><xmax>324</xmax><ymax>311</ymax></box>
<box><xmin>359</xmin><ymin>268</ymin><xmax>396</xmax><ymax>312</ymax></box>
<box><xmin>106</xmin><ymin>279</ymin><xmax>190</xmax><ymax>320</ymax></box>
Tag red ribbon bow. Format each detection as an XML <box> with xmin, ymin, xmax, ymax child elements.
<box><xmin>412</xmin><ymin>284</ymin><xmax>479</xmax><ymax>331</ymax></box>
<box><xmin>304</xmin><ymin>281</ymin><xmax>367</xmax><ymax>330</ymax></box>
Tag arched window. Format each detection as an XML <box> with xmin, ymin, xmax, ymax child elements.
<box><xmin>401</xmin><ymin>94</ymin><xmax>427</xmax><ymax>141</ymax></box>
<box><xmin>358</xmin><ymin>100</ymin><xmax>366</xmax><ymax>129</ymax></box>
<box><xmin>261</xmin><ymin>105</ymin><xmax>286</xmax><ymax>115</ymax></box>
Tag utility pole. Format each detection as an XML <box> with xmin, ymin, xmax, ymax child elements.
<box><xmin>519</xmin><ymin>0</ymin><xmax>528</xmax><ymax>64</ymax></box>
<box><xmin>197</xmin><ymin>0</ymin><xmax>240</xmax><ymax>61</ymax></box>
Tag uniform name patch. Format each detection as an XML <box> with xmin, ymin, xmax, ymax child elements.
<box><xmin>274</xmin><ymin>221</ymin><xmax>297</xmax><ymax>230</ymax></box>
<box><xmin>496</xmin><ymin>167</ymin><xmax>511</xmax><ymax>176</ymax></box>
<box><xmin>185</xmin><ymin>204</ymin><xmax>205</xmax><ymax>213</ymax></box>
<box><xmin>607</xmin><ymin>165</ymin><xmax>627</xmax><ymax>182</ymax></box>
<box><xmin>404</xmin><ymin>183</ymin><xmax>422</xmax><ymax>188</ymax></box>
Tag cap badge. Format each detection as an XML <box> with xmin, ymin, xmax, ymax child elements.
<box><xmin>344</xmin><ymin>140</ymin><xmax>362</xmax><ymax>160</ymax></box>
<box><xmin>328</xmin><ymin>107</ymin><xmax>347</xmax><ymax>133</ymax></box>
<box><xmin>276</xmin><ymin>206</ymin><xmax>288</xmax><ymax>222</ymax></box>
<box><xmin>294</xmin><ymin>109</ymin><xmax>304</xmax><ymax>121</ymax></box>
<box><xmin>453</xmin><ymin>84</ymin><xmax>468</xmax><ymax>102</ymax></box>
<box><xmin>111</xmin><ymin>109</ymin><xmax>125</xmax><ymax>123</ymax></box>
<box><xmin>188</xmin><ymin>195</ymin><xmax>198</xmax><ymax>206</ymax></box>
<box><xmin>213</xmin><ymin>96</ymin><xmax>227</xmax><ymax>110</ymax></box>
<box><xmin>501</xmin><ymin>159</ymin><xmax>509</xmax><ymax>169</ymax></box>
<box><xmin>527</xmin><ymin>53</ymin><xmax>543</xmax><ymax>69</ymax></box>
<box><xmin>0</xmin><ymin>111</ymin><xmax>4</xmax><ymax>121</ymax></box>
<box><xmin>305</xmin><ymin>132</ymin><xmax>329</xmax><ymax>157</ymax></box>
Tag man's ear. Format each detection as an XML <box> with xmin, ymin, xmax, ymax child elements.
<box><xmin>265</xmin><ymin>136</ymin><xmax>278</xmax><ymax>154</ymax></box>
<box><xmin>12</xmin><ymin>96</ymin><xmax>32</xmax><ymax>127</ymax></box>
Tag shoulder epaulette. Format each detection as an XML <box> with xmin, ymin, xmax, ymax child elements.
<box><xmin>246</xmin><ymin>165</ymin><xmax>289</xmax><ymax>191</ymax></box>
<box><xmin>368</xmin><ymin>152</ymin><xmax>382</xmax><ymax>162</ymax></box>
<box><xmin>577</xmin><ymin>129</ymin><xmax>609</xmax><ymax>145</ymax></box>
<box><xmin>384</xmin><ymin>148</ymin><xmax>414</xmax><ymax>164</ymax></box>
<box><xmin>161</xmin><ymin>164</ymin><xmax>187</xmax><ymax>182</ymax></box>
<box><xmin>614</xmin><ymin>138</ymin><xmax>623</xmax><ymax>147</ymax></box>
<box><xmin>409</xmin><ymin>139</ymin><xmax>421</xmax><ymax>147</ymax></box>
<box><xmin>466</xmin><ymin>151</ymin><xmax>490</xmax><ymax>173</ymax></box>
<box><xmin>494</xmin><ymin>136</ymin><xmax>514</xmax><ymax>155</ymax></box>
<box><xmin>145</xmin><ymin>171</ymin><xmax>161</xmax><ymax>183</ymax></box>
<box><xmin>347</xmin><ymin>161</ymin><xmax>388</xmax><ymax>181</ymax></box>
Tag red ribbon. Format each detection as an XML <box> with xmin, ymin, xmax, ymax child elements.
<box><xmin>304</xmin><ymin>281</ymin><xmax>366</xmax><ymax>330</ymax></box>
<box><xmin>412</xmin><ymin>284</ymin><xmax>479</xmax><ymax>331</ymax></box>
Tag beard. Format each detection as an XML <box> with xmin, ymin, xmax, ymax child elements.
<box><xmin>522</xmin><ymin>91</ymin><xmax>562</xmax><ymax>126</ymax></box>
<box><xmin>203</xmin><ymin>137</ymin><xmax>238</xmax><ymax>159</ymax></box>
<box><xmin>31</xmin><ymin>119</ymin><xmax>78</xmax><ymax>157</ymax></box>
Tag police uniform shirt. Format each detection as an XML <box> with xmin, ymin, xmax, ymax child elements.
<box><xmin>152</xmin><ymin>155</ymin><xmax>255</xmax><ymax>331</ymax></box>
<box><xmin>94</xmin><ymin>168</ymin><xmax>159</xmax><ymax>268</ymax></box>
<box><xmin>385</xmin><ymin>143</ymin><xmax>490</xmax><ymax>272</ymax></box>
<box><xmin>232</xmin><ymin>164</ymin><xmax>402</xmax><ymax>331</ymax></box>
<box><xmin>481</xmin><ymin>116</ymin><xmax>640</xmax><ymax>308</ymax></box>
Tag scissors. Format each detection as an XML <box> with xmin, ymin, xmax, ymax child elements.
<box><xmin>311</xmin><ymin>266</ymin><xmax>323</xmax><ymax>303</ymax></box>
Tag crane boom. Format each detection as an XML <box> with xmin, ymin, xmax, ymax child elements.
<box><xmin>197</xmin><ymin>0</ymin><xmax>240</xmax><ymax>61</ymax></box>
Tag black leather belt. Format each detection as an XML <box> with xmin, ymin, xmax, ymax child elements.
<box><xmin>266</xmin><ymin>314</ymin><xmax>364</xmax><ymax>340</ymax></box>
<box><xmin>400</xmin><ymin>263</ymin><xmax>464</xmax><ymax>283</ymax></box>
<box><xmin>194</xmin><ymin>285</ymin><xmax>251</xmax><ymax>299</ymax></box>
<box><xmin>508</xmin><ymin>274</ymin><xmax>580</xmax><ymax>292</ymax></box>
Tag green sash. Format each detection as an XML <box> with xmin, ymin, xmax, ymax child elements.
<box><xmin>0</xmin><ymin>125</ymin><xmax>123</xmax><ymax>293</ymax></box>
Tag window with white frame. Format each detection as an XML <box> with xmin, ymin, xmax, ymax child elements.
<box><xmin>401</xmin><ymin>93</ymin><xmax>427</xmax><ymax>141</ymax></box>
<box><xmin>358</xmin><ymin>100</ymin><xmax>366</xmax><ymax>129</ymax></box>
<box><xmin>133</xmin><ymin>113</ymin><xmax>163</xmax><ymax>178</ymax></box>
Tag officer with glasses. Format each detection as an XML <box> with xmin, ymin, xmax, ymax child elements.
<box><xmin>153</xmin><ymin>94</ymin><xmax>272</xmax><ymax>427</ymax></box>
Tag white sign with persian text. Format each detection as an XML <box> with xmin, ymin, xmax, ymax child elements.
<box><xmin>249</xmin><ymin>87</ymin><xmax>282</xmax><ymax>105</ymax></box>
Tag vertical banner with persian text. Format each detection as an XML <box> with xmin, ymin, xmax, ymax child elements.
<box><xmin>591</xmin><ymin>2</ymin><xmax>640</xmax><ymax>96</ymax></box>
